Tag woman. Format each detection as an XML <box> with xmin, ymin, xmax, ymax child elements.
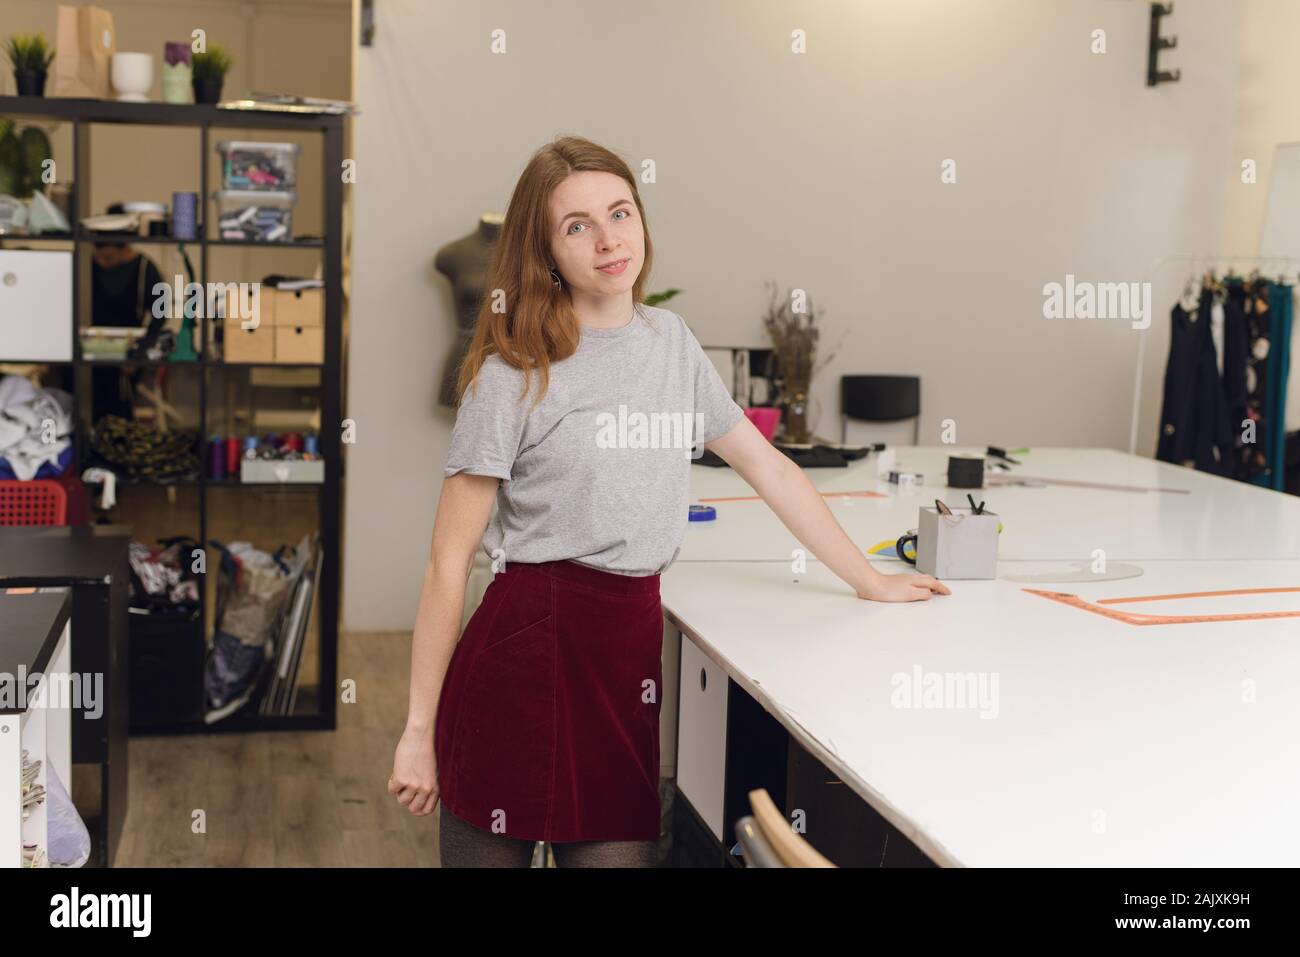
<box><xmin>389</xmin><ymin>136</ymin><xmax>950</xmax><ymax>868</ymax></box>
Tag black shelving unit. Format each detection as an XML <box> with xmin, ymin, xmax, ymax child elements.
<box><xmin>0</xmin><ymin>95</ymin><xmax>344</xmax><ymax>736</ymax></box>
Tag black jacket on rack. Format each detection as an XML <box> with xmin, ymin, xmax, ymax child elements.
<box><xmin>1222</xmin><ymin>282</ymin><xmax>1250</xmax><ymax>472</ymax></box>
<box><xmin>1156</xmin><ymin>291</ymin><xmax>1242</xmax><ymax>476</ymax></box>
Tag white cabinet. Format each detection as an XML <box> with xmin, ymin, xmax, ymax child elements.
<box><xmin>675</xmin><ymin>631</ymin><xmax>729</xmax><ymax>841</ymax></box>
<box><xmin>0</xmin><ymin>250</ymin><xmax>73</xmax><ymax>362</ymax></box>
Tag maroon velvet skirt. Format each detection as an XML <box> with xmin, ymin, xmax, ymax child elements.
<box><xmin>434</xmin><ymin>560</ymin><xmax>664</xmax><ymax>843</ymax></box>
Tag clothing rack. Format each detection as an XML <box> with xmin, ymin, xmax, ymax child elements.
<box><xmin>1130</xmin><ymin>254</ymin><xmax>1300</xmax><ymax>455</ymax></box>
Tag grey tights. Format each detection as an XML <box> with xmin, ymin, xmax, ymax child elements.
<box><xmin>438</xmin><ymin>802</ymin><xmax>660</xmax><ymax>868</ymax></box>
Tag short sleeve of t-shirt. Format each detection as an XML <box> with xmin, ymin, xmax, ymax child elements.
<box><xmin>443</xmin><ymin>355</ymin><xmax>530</xmax><ymax>480</ymax></box>
<box><xmin>680</xmin><ymin>316</ymin><xmax>746</xmax><ymax>444</ymax></box>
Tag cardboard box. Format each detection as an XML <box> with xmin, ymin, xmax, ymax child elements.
<box><xmin>274</xmin><ymin>325</ymin><xmax>323</xmax><ymax>364</ymax></box>
<box><xmin>223</xmin><ymin>319</ymin><xmax>274</xmax><ymax>363</ymax></box>
<box><xmin>266</xmin><ymin>287</ymin><xmax>322</xmax><ymax>327</ymax></box>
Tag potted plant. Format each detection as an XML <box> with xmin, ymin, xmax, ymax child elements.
<box><xmin>5</xmin><ymin>33</ymin><xmax>55</xmax><ymax>97</ymax></box>
<box><xmin>191</xmin><ymin>44</ymin><xmax>233</xmax><ymax>104</ymax></box>
<box><xmin>0</xmin><ymin>118</ymin><xmax>53</xmax><ymax>198</ymax></box>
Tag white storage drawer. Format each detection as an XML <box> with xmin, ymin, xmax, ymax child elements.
<box><xmin>676</xmin><ymin>632</ymin><xmax>729</xmax><ymax>841</ymax></box>
<box><xmin>0</xmin><ymin>250</ymin><xmax>73</xmax><ymax>361</ymax></box>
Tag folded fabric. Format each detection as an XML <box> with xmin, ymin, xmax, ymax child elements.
<box><xmin>0</xmin><ymin>377</ymin><xmax>74</xmax><ymax>481</ymax></box>
<box><xmin>0</xmin><ymin>375</ymin><xmax>38</xmax><ymax>410</ymax></box>
<box><xmin>0</xmin><ymin>445</ymin><xmax>73</xmax><ymax>481</ymax></box>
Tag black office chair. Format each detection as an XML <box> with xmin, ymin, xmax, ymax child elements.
<box><xmin>841</xmin><ymin>375</ymin><xmax>921</xmax><ymax>445</ymax></box>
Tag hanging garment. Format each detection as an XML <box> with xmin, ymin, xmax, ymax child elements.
<box><xmin>1287</xmin><ymin>303</ymin><xmax>1300</xmax><ymax>432</ymax></box>
<box><xmin>1156</xmin><ymin>288</ymin><xmax>1235</xmax><ymax>476</ymax></box>
<box><xmin>1261</xmin><ymin>281</ymin><xmax>1293</xmax><ymax>491</ymax></box>
<box><xmin>1211</xmin><ymin>300</ymin><xmax>1225</xmax><ymax>376</ymax></box>
<box><xmin>1235</xmin><ymin>278</ymin><xmax>1272</xmax><ymax>483</ymax></box>
<box><xmin>1220</xmin><ymin>280</ymin><xmax>1250</xmax><ymax>479</ymax></box>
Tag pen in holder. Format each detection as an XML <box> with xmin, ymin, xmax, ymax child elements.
<box><xmin>896</xmin><ymin>505</ymin><xmax>1000</xmax><ymax>579</ymax></box>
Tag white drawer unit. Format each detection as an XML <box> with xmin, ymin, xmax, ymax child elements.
<box><xmin>0</xmin><ymin>250</ymin><xmax>73</xmax><ymax>362</ymax></box>
<box><xmin>675</xmin><ymin>631</ymin><xmax>729</xmax><ymax>841</ymax></box>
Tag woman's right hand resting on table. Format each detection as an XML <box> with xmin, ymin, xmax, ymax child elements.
<box><xmin>705</xmin><ymin>417</ymin><xmax>952</xmax><ymax>603</ymax></box>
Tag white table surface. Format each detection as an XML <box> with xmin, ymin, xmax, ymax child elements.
<box><xmin>661</xmin><ymin>557</ymin><xmax>1300</xmax><ymax>867</ymax></box>
<box><xmin>681</xmin><ymin>447</ymin><xmax>1300</xmax><ymax>562</ymax></box>
<box><xmin>666</xmin><ymin>446</ymin><xmax>1300</xmax><ymax>866</ymax></box>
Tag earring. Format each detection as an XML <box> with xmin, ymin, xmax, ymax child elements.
<box><xmin>549</xmin><ymin>267</ymin><xmax>562</xmax><ymax>290</ymax></box>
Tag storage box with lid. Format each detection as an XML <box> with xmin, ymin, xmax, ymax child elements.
<box><xmin>216</xmin><ymin>141</ymin><xmax>301</xmax><ymax>191</ymax></box>
<box><xmin>213</xmin><ymin>189</ymin><xmax>295</xmax><ymax>243</ymax></box>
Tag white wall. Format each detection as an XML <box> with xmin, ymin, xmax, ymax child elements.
<box><xmin>1219</xmin><ymin>0</ymin><xmax>1300</xmax><ymax>258</ymax></box>
<box><xmin>347</xmin><ymin>0</ymin><xmax>1244</xmax><ymax>630</ymax></box>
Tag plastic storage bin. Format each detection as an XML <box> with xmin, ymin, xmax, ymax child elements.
<box><xmin>213</xmin><ymin>189</ymin><xmax>295</xmax><ymax>243</ymax></box>
<box><xmin>216</xmin><ymin>140</ymin><xmax>301</xmax><ymax>190</ymax></box>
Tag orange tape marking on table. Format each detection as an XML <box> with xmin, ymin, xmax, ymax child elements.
<box><xmin>1023</xmin><ymin>587</ymin><xmax>1300</xmax><ymax>626</ymax></box>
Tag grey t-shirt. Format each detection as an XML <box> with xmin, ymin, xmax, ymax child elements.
<box><xmin>443</xmin><ymin>303</ymin><xmax>746</xmax><ymax>576</ymax></box>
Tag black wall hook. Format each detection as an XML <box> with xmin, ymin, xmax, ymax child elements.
<box><xmin>1148</xmin><ymin>2</ymin><xmax>1181</xmax><ymax>86</ymax></box>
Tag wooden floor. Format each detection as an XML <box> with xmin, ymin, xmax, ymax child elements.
<box><xmin>111</xmin><ymin>628</ymin><xmax>444</xmax><ymax>867</ymax></box>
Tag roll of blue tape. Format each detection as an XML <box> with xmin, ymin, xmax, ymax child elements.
<box><xmin>688</xmin><ymin>504</ymin><xmax>716</xmax><ymax>522</ymax></box>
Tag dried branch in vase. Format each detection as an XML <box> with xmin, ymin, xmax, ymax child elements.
<box><xmin>760</xmin><ymin>281</ymin><xmax>846</xmax><ymax>443</ymax></box>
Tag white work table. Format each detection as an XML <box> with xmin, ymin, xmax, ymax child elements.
<box><xmin>662</xmin><ymin>447</ymin><xmax>1300</xmax><ymax>866</ymax></box>
<box><xmin>678</xmin><ymin>447</ymin><xmax>1300</xmax><ymax>562</ymax></box>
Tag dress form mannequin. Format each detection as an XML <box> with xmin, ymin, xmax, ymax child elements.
<box><xmin>435</xmin><ymin>213</ymin><xmax>504</xmax><ymax>407</ymax></box>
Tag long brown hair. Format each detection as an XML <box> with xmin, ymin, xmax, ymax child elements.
<box><xmin>455</xmin><ymin>136</ymin><xmax>655</xmax><ymax>411</ymax></box>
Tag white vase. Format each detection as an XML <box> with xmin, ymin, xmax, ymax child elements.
<box><xmin>111</xmin><ymin>52</ymin><xmax>153</xmax><ymax>102</ymax></box>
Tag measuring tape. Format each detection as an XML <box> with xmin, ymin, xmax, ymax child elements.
<box><xmin>1024</xmin><ymin>586</ymin><xmax>1300</xmax><ymax>626</ymax></box>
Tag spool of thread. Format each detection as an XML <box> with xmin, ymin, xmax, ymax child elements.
<box><xmin>947</xmin><ymin>453</ymin><xmax>984</xmax><ymax>489</ymax></box>
<box><xmin>243</xmin><ymin>435</ymin><xmax>259</xmax><ymax>460</ymax></box>
<box><xmin>283</xmin><ymin>431</ymin><xmax>303</xmax><ymax>453</ymax></box>
<box><xmin>172</xmin><ymin>191</ymin><xmax>198</xmax><ymax>240</ymax></box>
<box><xmin>688</xmin><ymin>504</ymin><xmax>717</xmax><ymax>522</ymax></box>
<box><xmin>304</xmin><ymin>433</ymin><xmax>319</xmax><ymax>457</ymax></box>
<box><xmin>224</xmin><ymin>437</ymin><xmax>240</xmax><ymax>475</ymax></box>
<box><xmin>209</xmin><ymin>436</ymin><xmax>226</xmax><ymax>479</ymax></box>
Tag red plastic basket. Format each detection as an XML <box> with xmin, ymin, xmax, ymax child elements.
<box><xmin>0</xmin><ymin>479</ymin><xmax>69</xmax><ymax>526</ymax></box>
